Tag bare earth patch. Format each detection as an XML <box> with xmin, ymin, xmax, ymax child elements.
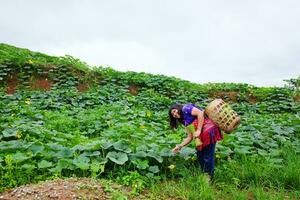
<box><xmin>31</xmin><ymin>78</ymin><xmax>52</xmax><ymax>91</ymax></box>
<box><xmin>0</xmin><ymin>178</ymin><xmax>175</xmax><ymax>200</ymax></box>
<box><xmin>209</xmin><ymin>91</ymin><xmax>239</xmax><ymax>102</ymax></box>
<box><xmin>294</xmin><ymin>95</ymin><xmax>300</xmax><ymax>102</ymax></box>
<box><xmin>6</xmin><ymin>73</ymin><xmax>18</xmax><ymax>95</ymax></box>
<box><xmin>0</xmin><ymin>178</ymin><xmax>109</xmax><ymax>200</ymax></box>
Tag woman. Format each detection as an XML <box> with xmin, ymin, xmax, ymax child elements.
<box><xmin>169</xmin><ymin>103</ymin><xmax>223</xmax><ymax>178</ymax></box>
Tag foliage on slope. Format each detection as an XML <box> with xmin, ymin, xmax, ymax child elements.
<box><xmin>0</xmin><ymin>44</ymin><xmax>299</xmax><ymax>194</ymax></box>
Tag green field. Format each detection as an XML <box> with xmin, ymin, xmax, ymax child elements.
<box><xmin>0</xmin><ymin>43</ymin><xmax>299</xmax><ymax>199</ymax></box>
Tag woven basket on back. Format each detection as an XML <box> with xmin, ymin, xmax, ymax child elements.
<box><xmin>205</xmin><ymin>99</ymin><xmax>240</xmax><ymax>133</ymax></box>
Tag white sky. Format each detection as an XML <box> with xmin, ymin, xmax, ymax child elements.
<box><xmin>1</xmin><ymin>0</ymin><xmax>300</xmax><ymax>86</ymax></box>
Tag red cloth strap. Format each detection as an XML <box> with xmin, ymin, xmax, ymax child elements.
<box><xmin>192</xmin><ymin>118</ymin><xmax>223</xmax><ymax>151</ymax></box>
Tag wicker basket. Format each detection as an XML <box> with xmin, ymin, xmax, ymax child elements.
<box><xmin>204</xmin><ymin>99</ymin><xmax>240</xmax><ymax>133</ymax></box>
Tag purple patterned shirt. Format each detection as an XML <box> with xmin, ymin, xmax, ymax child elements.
<box><xmin>182</xmin><ymin>104</ymin><xmax>203</xmax><ymax>126</ymax></box>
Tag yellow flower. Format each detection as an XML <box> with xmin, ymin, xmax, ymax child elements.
<box><xmin>16</xmin><ymin>131</ymin><xmax>22</xmax><ymax>139</ymax></box>
<box><xmin>216</xmin><ymin>154</ymin><xmax>221</xmax><ymax>159</ymax></box>
<box><xmin>28</xmin><ymin>59</ymin><xmax>34</xmax><ymax>64</ymax></box>
<box><xmin>146</xmin><ymin>111</ymin><xmax>152</xmax><ymax>117</ymax></box>
<box><xmin>25</xmin><ymin>98</ymin><xmax>31</xmax><ymax>105</ymax></box>
<box><xmin>168</xmin><ymin>164</ymin><xmax>175</xmax><ymax>170</ymax></box>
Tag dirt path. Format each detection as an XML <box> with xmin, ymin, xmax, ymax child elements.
<box><xmin>0</xmin><ymin>178</ymin><xmax>109</xmax><ymax>200</ymax></box>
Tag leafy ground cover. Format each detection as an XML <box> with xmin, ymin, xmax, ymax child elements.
<box><xmin>0</xmin><ymin>44</ymin><xmax>299</xmax><ymax>199</ymax></box>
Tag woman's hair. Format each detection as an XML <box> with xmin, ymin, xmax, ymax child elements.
<box><xmin>168</xmin><ymin>104</ymin><xmax>184</xmax><ymax>129</ymax></box>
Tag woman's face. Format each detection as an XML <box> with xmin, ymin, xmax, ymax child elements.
<box><xmin>171</xmin><ymin>109</ymin><xmax>180</xmax><ymax>119</ymax></box>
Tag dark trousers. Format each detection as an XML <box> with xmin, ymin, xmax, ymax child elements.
<box><xmin>196</xmin><ymin>143</ymin><xmax>216</xmax><ymax>177</ymax></box>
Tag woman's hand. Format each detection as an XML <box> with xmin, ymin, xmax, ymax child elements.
<box><xmin>171</xmin><ymin>145</ymin><xmax>182</xmax><ymax>153</ymax></box>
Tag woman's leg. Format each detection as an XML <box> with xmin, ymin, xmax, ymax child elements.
<box><xmin>196</xmin><ymin>143</ymin><xmax>216</xmax><ymax>178</ymax></box>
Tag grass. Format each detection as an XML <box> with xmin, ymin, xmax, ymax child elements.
<box><xmin>214</xmin><ymin>145</ymin><xmax>300</xmax><ymax>190</ymax></box>
<box><xmin>147</xmin><ymin>170</ymin><xmax>214</xmax><ymax>200</ymax></box>
<box><xmin>143</xmin><ymin>144</ymin><xmax>300</xmax><ymax>200</ymax></box>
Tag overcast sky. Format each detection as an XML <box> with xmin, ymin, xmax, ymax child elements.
<box><xmin>1</xmin><ymin>0</ymin><xmax>299</xmax><ymax>86</ymax></box>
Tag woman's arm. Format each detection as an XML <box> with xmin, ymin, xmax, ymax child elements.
<box><xmin>191</xmin><ymin>107</ymin><xmax>205</xmax><ymax>138</ymax></box>
<box><xmin>171</xmin><ymin>128</ymin><xmax>193</xmax><ymax>153</ymax></box>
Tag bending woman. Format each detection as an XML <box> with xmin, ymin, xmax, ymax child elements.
<box><xmin>169</xmin><ymin>103</ymin><xmax>223</xmax><ymax>178</ymax></box>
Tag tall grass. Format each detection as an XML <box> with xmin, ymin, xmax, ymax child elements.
<box><xmin>214</xmin><ymin>144</ymin><xmax>300</xmax><ymax>190</ymax></box>
<box><xmin>146</xmin><ymin>144</ymin><xmax>300</xmax><ymax>199</ymax></box>
<box><xmin>148</xmin><ymin>167</ymin><xmax>214</xmax><ymax>200</ymax></box>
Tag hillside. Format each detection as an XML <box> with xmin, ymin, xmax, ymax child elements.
<box><xmin>0</xmin><ymin>43</ymin><xmax>299</xmax><ymax>199</ymax></box>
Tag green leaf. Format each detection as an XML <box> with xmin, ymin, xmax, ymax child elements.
<box><xmin>91</xmin><ymin>160</ymin><xmax>105</xmax><ymax>175</ymax></box>
<box><xmin>2</xmin><ymin>128</ymin><xmax>18</xmax><ymax>138</ymax></box>
<box><xmin>180</xmin><ymin>147</ymin><xmax>195</xmax><ymax>159</ymax></box>
<box><xmin>85</xmin><ymin>141</ymin><xmax>103</xmax><ymax>150</ymax></box>
<box><xmin>49</xmin><ymin>166</ymin><xmax>62</xmax><ymax>174</ymax></box>
<box><xmin>11</xmin><ymin>152</ymin><xmax>30</xmax><ymax>163</ymax></box>
<box><xmin>132</xmin><ymin>159</ymin><xmax>149</xmax><ymax>169</ymax></box>
<box><xmin>235</xmin><ymin>147</ymin><xmax>252</xmax><ymax>155</ymax></box>
<box><xmin>28</xmin><ymin>143</ymin><xmax>44</xmax><ymax>155</ymax></box>
<box><xmin>113</xmin><ymin>141</ymin><xmax>131</xmax><ymax>153</ymax></box>
<box><xmin>73</xmin><ymin>155</ymin><xmax>90</xmax><ymax>170</ymax></box>
<box><xmin>92</xmin><ymin>150</ymin><xmax>101</xmax><ymax>156</ymax></box>
<box><xmin>55</xmin><ymin>148</ymin><xmax>73</xmax><ymax>158</ymax></box>
<box><xmin>148</xmin><ymin>165</ymin><xmax>160</xmax><ymax>174</ymax></box>
<box><xmin>0</xmin><ymin>141</ymin><xmax>24</xmax><ymax>151</ymax></box>
<box><xmin>132</xmin><ymin>151</ymin><xmax>147</xmax><ymax>158</ymax></box>
<box><xmin>72</xmin><ymin>144</ymin><xmax>86</xmax><ymax>152</ymax></box>
<box><xmin>101</xmin><ymin>140</ymin><xmax>113</xmax><ymax>149</ymax></box>
<box><xmin>136</xmin><ymin>145</ymin><xmax>148</xmax><ymax>152</ymax></box>
<box><xmin>91</xmin><ymin>160</ymin><xmax>101</xmax><ymax>173</ymax></box>
<box><xmin>21</xmin><ymin>164</ymin><xmax>36</xmax><ymax>170</ymax></box>
<box><xmin>48</xmin><ymin>143</ymin><xmax>64</xmax><ymax>151</ymax></box>
<box><xmin>257</xmin><ymin>149</ymin><xmax>268</xmax><ymax>156</ymax></box>
<box><xmin>159</xmin><ymin>148</ymin><xmax>173</xmax><ymax>157</ymax></box>
<box><xmin>147</xmin><ymin>151</ymin><xmax>163</xmax><ymax>163</ymax></box>
<box><xmin>95</xmin><ymin>157</ymin><xmax>108</xmax><ymax>164</ymax></box>
<box><xmin>34</xmin><ymin>114</ymin><xmax>44</xmax><ymax>120</ymax></box>
<box><xmin>57</xmin><ymin>159</ymin><xmax>74</xmax><ymax>171</ymax></box>
<box><xmin>38</xmin><ymin>160</ymin><xmax>53</xmax><ymax>169</ymax></box>
<box><xmin>146</xmin><ymin>172</ymin><xmax>154</xmax><ymax>178</ymax></box>
<box><xmin>106</xmin><ymin>151</ymin><xmax>128</xmax><ymax>165</ymax></box>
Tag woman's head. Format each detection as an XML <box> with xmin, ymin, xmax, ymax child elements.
<box><xmin>169</xmin><ymin>104</ymin><xmax>183</xmax><ymax>129</ymax></box>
